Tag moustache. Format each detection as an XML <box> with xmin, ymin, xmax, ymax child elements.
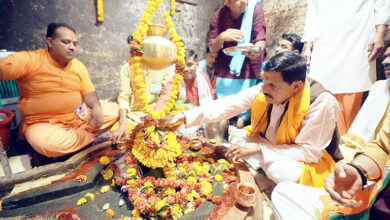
<box><xmin>264</xmin><ymin>93</ymin><xmax>273</xmax><ymax>99</ymax></box>
<box><xmin>384</xmin><ymin>64</ymin><xmax>390</xmax><ymax>71</ymax></box>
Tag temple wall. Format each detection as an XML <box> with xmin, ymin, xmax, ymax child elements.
<box><xmin>262</xmin><ymin>0</ymin><xmax>307</xmax><ymax>57</ymax></box>
<box><xmin>0</xmin><ymin>0</ymin><xmax>224</xmax><ymax>99</ymax></box>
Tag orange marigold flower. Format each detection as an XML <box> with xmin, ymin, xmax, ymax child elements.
<box><xmin>106</xmin><ymin>209</ymin><xmax>115</xmax><ymax>218</ymax></box>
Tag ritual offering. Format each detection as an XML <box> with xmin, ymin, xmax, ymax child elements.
<box><xmin>189</xmin><ymin>137</ymin><xmax>203</xmax><ymax>151</ymax></box>
<box><xmin>234</xmin><ymin>182</ymin><xmax>256</xmax><ymax>208</ymax></box>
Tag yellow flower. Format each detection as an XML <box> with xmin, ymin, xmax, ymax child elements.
<box><xmin>101</xmin><ymin>185</ymin><xmax>110</xmax><ymax>193</ymax></box>
<box><xmin>85</xmin><ymin>192</ymin><xmax>95</xmax><ymax>201</ymax></box>
<box><xmin>215</xmin><ymin>174</ymin><xmax>223</xmax><ymax>182</ymax></box>
<box><xmin>171</xmin><ymin>205</ymin><xmax>184</xmax><ymax>219</ymax></box>
<box><xmin>192</xmin><ymin>190</ymin><xmax>200</xmax><ymax>199</ymax></box>
<box><xmin>126</xmin><ymin>168</ymin><xmax>136</xmax><ymax>176</ymax></box>
<box><xmin>77</xmin><ymin>197</ymin><xmax>87</xmax><ymax>206</ymax></box>
<box><xmin>132</xmin><ymin>209</ymin><xmax>140</xmax><ymax>217</ymax></box>
<box><xmin>127</xmin><ymin>179</ymin><xmax>138</xmax><ymax>188</ymax></box>
<box><xmin>97</xmin><ymin>0</ymin><xmax>104</xmax><ymax>22</ymax></box>
<box><xmin>200</xmin><ymin>180</ymin><xmax>213</xmax><ymax>196</ymax></box>
<box><xmin>162</xmin><ymin>12</ymin><xmax>170</xmax><ymax>18</ymax></box>
<box><xmin>155</xmin><ymin>200</ymin><xmax>166</xmax><ymax>211</ymax></box>
<box><xmin>163</xmin><ymin>188</ymin><xmax>175</xmax><ymax>197</ymax></box>
<box><xmin>99</xmin><ymin>156</ymin><xmax>110</xmax><ymax>166</ymax></box>
<box><xmin>186</xmin><ymin>193</ymin><xmax>194</xmax><ymax>202</ymax></box>
<box><xmin>218</xmin><ymin>159</ymin><xmax>229</xmax><ymax>164</ymax></box>
<box><xmin>103</xmin><ymin>169</ymin><xmax>113</xmax><ymax>180</ymax></box>
<box><xmin>187</xmin><ymin>176</ymin><xmax>197</xmax><ymax>185</ymax></box>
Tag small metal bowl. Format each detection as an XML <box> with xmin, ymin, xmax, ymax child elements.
<box><xmin>189</xmin><ymin>137</ymin><xmax>203</xmax><ymax>151</ymax></box>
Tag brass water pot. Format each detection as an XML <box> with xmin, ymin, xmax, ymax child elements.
<box><xmin>141</xmin><ymin>24</ymin><xmax>177</xmax><ymax>70</ymax></box>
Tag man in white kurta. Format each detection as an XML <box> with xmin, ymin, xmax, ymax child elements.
<box><xmin>158</xmin><ymin>52</ymin><xmax>341</xmax><ymax>186</ymax></box>
<box><xmin>301</xmin><ymin>0</ymin><xmax>390</xmax><ymax>136</ymax></box>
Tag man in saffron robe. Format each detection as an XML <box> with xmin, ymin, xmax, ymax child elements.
<box><xmin>0</xmin><ymin>23</ymin><xmax>119</xmax><ymax>158</ymax></box>
<box><xmin>158</xmin><ymin>52</ymin><xmax>341</xmax><ymax>188</ymax></box>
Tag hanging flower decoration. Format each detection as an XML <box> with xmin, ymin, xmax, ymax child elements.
<box><xmin>97</xmin><ymin>0</ymin><xmax>104</xmax><ymax>22</ymax></box>
<box><xmin>170</xmin><ymin>0</ymin><xmax>176</xmax><ymax>15</ymax></box>
<box><xmin>130</xmin><ymin>0</ymin><xmax>185</xmax><ymax>120</ymax></box>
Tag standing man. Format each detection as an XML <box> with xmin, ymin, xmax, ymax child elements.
<box><xmin>301</xmin><ymin>0</ymin><xmax>390</xmax><ymax>135</ymax></box>
<box><xmin>0</xmin><ymin>23</ymin><xmax>118</xmax><ymax>158</ymax></box>
<box><xmin>208</xmin><ymin>0</ymin><xmax>266</xmax><ymax>128</ymax></box>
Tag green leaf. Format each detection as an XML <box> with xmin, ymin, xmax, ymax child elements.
<box><xmin>140</xmin><ymin>185</ymin><xmax>153</xmax><ymax>193</ymax></box>
<box><xmin>157</xmin><ymin>204</ymin><xmax>172</xmax><ymax>214</ymax></box>
<box><xmin>173</xmin><ymin>204</ymin><xmax>185</xmax><ymax>212</ymax></box>
<box><xmin>126</xmin><ymin>175</ymin><xmax>138</xmax><ymax>180</ymax></box>
<box><xmin>155</xmin><ymin>187</ymin><xmax>163</xmax><ymax>194</ymax></box>
<box><xmin>178</xmin><ymin>173</ymin><xmax>188</xmax><ymax>179</ymax></box>
<box><xmin>188</xmin><ymin>172</ymin><xmax>196</xmax><ymax>177</ymax></box>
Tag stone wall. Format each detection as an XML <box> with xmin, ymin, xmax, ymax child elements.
<box><xmin>262</xmin><ymin>0</ymin><xmax>307</xmax><ymax>57</ymax></box>
<box><xmin>0</xmin><ymin>0</ymin><xmax>223</xmax><ymax>99</ymax></box>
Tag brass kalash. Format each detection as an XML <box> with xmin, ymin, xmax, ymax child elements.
<box><xmin>141</xmin><ymin>24</ymin><xmax>177</xmax><ymax>70</ymax></box>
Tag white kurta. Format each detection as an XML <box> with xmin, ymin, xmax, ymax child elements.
<box><xmin>183</xmin><ymin>84</ymin><xmax>340</xmax><ymax>178</ymax></box>
<box><xmin>302</xmin><ymin>0</ymin><xmax>390</xmax><ymax>94</ymax></box>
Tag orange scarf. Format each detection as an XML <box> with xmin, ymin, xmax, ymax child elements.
<box><xmin>244</xmin><ymin>80</ymin><xmax>334</xmax><ymax>188</ymax></box>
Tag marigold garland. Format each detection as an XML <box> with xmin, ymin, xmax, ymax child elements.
<box><xmin>130</xmin><ymin>117</ymin><xmax>182</xmax><ymax>169</ymax></box>
<box><xmin>97</xmin><ymin>0</ymin><xmax>104</xmax><ymax>22</ymax></box>
<box><xmin>130</xmin><ymin>0</ymin><xmax>185</xmax><ymax>120</ymax></box>
<box><xmin>171</xmin><ymin>0</ymin><xmax>176</xmax><ymax>15</ymax></box>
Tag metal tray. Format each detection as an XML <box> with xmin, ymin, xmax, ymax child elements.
<box><xmin>223</xmin><ymin>45</ymin><xmax>261</xmax><ymax>56</ymax></box>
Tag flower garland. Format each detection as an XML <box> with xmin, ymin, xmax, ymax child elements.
<box><xmin>130</xmin><ymin>0</ymin><xmax>185</xmax><ymax>120</ymax></box>
<box><xmin>171</xmin><ymin>0</ymin><xmax>176</xmax><ymax>15</ymax></box>
<box><xmin>97</xmin><ymin>0</ymin><xmax>104</xmax><ymax>22</ymax></box>
<box><xmin>128</xmin><ymin>116</ymin><xmax>182</xmax><ymax>169</ymax></box>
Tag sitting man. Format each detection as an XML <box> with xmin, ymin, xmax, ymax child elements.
<box><xmin>271</xmin><ymin>45</ymin><xmax>390</xmax><ymax>220</ymax></box>
<box><xmin>177</xmin><ymin>49</ymin><xmax>215</xmax><ymax>106</ymax></box>
<box><xmin>112</xmin><ymin>35</ymin><xmax>175</xmax><ymax>143</ymax></box>
<box><xmin>0</xmin><ymin>23</ymin><xmax>119</xmax><ymax>158</ymax></box>
<box><xmin>158</xmin><ymin>51</ymin><xmax>341</xmax><ymax>188</ymax></box>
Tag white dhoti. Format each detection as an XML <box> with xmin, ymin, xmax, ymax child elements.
<box><xmin>272</xmin><ymin>182</ymin><xmax>327</xmax><ymax>220</ymax></box>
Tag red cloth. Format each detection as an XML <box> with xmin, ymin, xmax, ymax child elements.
<box><xmin>208</xmin><ymin>4</ymin><xmax>266</xmax><ymax>79</ymax></box>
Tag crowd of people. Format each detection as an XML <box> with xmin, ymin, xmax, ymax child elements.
<box><xmin>0</xmin><ymin>0</ymin><xmax>390</xmax><ymax>219</ymax></box>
